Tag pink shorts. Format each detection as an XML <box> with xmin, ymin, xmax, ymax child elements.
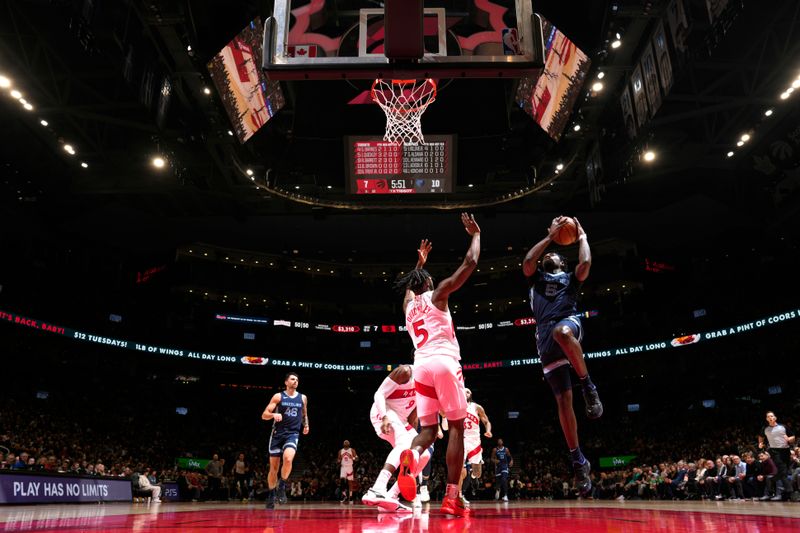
<box><xmin>413</xmin><ymin>356</ymin><xmax>467</xmax><ymax>426</ymax></box>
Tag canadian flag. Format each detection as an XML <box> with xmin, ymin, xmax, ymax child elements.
<box><xmin>287</xmin><ymin>45</ymin><xmax>318</xmax><ymax>58</ymax></box>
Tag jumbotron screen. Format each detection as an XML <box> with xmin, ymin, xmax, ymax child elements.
<box><xmin>345</xmin><ymin>135</ymin><xmax>455</xmax><ymax>194</ymax></box>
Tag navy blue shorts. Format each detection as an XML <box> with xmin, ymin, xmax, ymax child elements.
<box><xmin>536</xmin><ymin>317</ymin><xmax>583</xmax><ymax>395</ymax></box>
<box><xmin>268</xmin><ymin>431</ymin><xmax>299</xmax><ymax>457</ymax></box>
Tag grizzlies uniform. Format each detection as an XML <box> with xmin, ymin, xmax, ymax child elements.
<box><xmin>528</xmin><ymin>269</ymin><xmax>583</xmax><ymax>393</ymax></box>
<box><xmin>268</xmin><ymin>391</ymin><xmax>304</xmax><ymax>457</ymax></box>
<box><xmin>494</xmin><ymin>446</ymin><xmax>511</xmax><ymax>499</ymax></box>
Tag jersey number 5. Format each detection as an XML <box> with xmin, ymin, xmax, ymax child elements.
<box><xmin>412</xmin><ymin>319</ymin><xmax>429</xmax><ymax>348</ymax></box>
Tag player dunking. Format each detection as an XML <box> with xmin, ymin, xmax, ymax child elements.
<box><xmin>459</xmin><ymin>388</ymin><xmax>492</xmax><ymax>499</ymax></box>
<box><xmin>522</xmin><ymin>216</ymin><xmax>602</xmax><ymax>495</ymax></box>
<box><xmin>337</xmin><ymin>440</ymin><xmax>359</xmax><ymax>503</ymax></box>
<box><xmin>362</xmin><ymin>364</ymin><xmax>426</xmax><ymax>512</ymax></box>
<box><xmin>394</xmin><ymin>212</ymin><xmax>481</xmax><ymax>517</ymax></box>
<box><xmin>261</xmin><ymin>372</ymin><xmax>309</xmax><ymax>509</ymax></box>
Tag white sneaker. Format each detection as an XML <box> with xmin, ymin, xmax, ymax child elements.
<box><xmin>412</xmin><ymin>497</ymin><xmax>422</xmax><ymax>509</ymax></box>
<box><xmin>419</xmin><ymin>485</ymin><xmax>430</xmax><ymax>503</ymax></box>
<box><xmin>461</xmin><ymin>494</ymin><xmax>470</xmax><ymax>505</ymax></box>
<box><xmin>152</xmin><ymin>499</ymin><xmax>162</xmax><ymax>503</ymax></box>
<box><xmin>364</xmin><ymin>488</ymin><xmax>412</xmax><ymax>513</ymax></box>
<box><xmin>502</xmin><ymin>496</ymin><xmax>509</xmax><ymax>502</ymax></box>
<box><xmin>495</xmin><ymin>490</ymin><xmax>500</xmax><ymax>500</ymax></box>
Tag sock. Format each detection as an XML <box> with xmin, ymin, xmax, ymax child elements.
<box><xmin>579</xmin><ymin>374</ymin><xmax>596</xmax><ymax>392</ymax></box>
<box><xmin>388</xmin><ymin>482</ymin><xmax>401</xmax><ymax>499</ymax></box>
<box><xmin>445</xmin><ymin>483</ymin><xmax>460</xmax><ymax>499</ymax></box>
<box><xmin>570</xmin><ymin>447</ymin><xmax>587</xmax><ymax>465</ymax></box>
<box><xmin>373</xmin><ymin>469</ymin><xmax>392</xmax><ymax>492</ymax></box>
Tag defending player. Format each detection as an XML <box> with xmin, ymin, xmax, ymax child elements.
<box><xmin>362</xmin><ymin>364</ymin><xmax>427</xmax><ymax>512</ymax></box>
<box><xmin>394</xmin><ymin>212</ymin><xmax>481</xmax><ymax>517</ymax></box>
<box><xmin>491</xmin><ymin>439</ymin><xmax>513</xmax><ymax>501</ymax></box>
<box><xmin>337</xmin><ymin>440</ymin><xmax>359</xmax><ymax>503</ymax></box>
<box><xmin>261</xmin><ymin>372</ymin><xmax>309</xmax><ymax>509</ymax></box>
<box><xmin>522</xmin><ymin>216</ymin><xmax>602</xmax><ymax>495</ymax></box>
<box><xmin>459</xmin><ymin>388</ymin><xmax>492</xmax><ymax>499</ymax></box>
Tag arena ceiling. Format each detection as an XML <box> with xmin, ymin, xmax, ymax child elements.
<box><xmin>1</xmin><ymin>0</ymin><xmax>799</xmax><ymax>261</ymax></box>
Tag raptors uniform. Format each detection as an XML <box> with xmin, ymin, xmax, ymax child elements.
<box><xmin>370</xmin><ymin>376</ymin><xmax>417</xmax><ymax>448</ymax></box>
<box><xmin>339</xmin><ymin>448</ymin><xmax>356</xmax><ymax>480</ymax></box>
<box><xmin>463</xmin><ymin>402</ymin><xmax>483</xmax><ymax>465</ymax></box>
<box><xmin>405</xmin><ymin>290</ymin><xmax>467</xmax><ymax>424</ymax></box>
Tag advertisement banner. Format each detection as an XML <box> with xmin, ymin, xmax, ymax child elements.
<box><xmin>631</xmin><ymin>64</ymin><xmax>649</xmax><ymax>129</ymax></box>
<box><xmin>0</xmin><ymin>473</ymin><xmax>132</xmax><ymax>504</ymax></box>
<box><xmin>176</xmin><ymin>458</ymin><xmax>211</xmax><ymax>470</ymax></box>
<box><xmin>599</xmin><ymin>455</ymin><xmax>638</xmax><ymax>468</ymax></box>
<box><xmin>620</xmin><ymin>86</ymin><xmax>637</xmax><ymax>139</ymax></box>
<box><xmin>640</xmin><ymin>44</ymin><xmax>662</xmax><ymax>117</ymax></box>
<box><xmin>652</xmin><ymin>21</ymin><xmax>674</xmax><ymax>95</ymax></box>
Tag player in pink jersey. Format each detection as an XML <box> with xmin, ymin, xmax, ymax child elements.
<box><xmin>459</xmin><ymin>388</ymin><xmax>492</xmax><ymax>500</ymax></box>
<box><xmin>393</xmin><ymin>212</ymin><xmax>481</xmax><ymax>517</ymax></box>
<box><xmin>362</xmin><ymin>364</ymin><xmax>429</xmax><ymax>512</ymax></box>
<box><xmin>337</xmin><ymin>440</ymin><xmax>359</xmax><ymax>503</ymax></box>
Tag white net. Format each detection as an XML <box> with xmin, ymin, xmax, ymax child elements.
<box><xmin>371</xmin><ymin>79</ymin><xmax>437</xmax><ymax>145</ymax></box>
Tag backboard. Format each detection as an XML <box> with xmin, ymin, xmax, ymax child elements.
<box><xmin>262</xmin><ymin>0</ymin><xmax>544</xmax><ymax>80</ymax></box>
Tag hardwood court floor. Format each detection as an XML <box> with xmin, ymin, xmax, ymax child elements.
<box><xmin>1</xmin><ymin>500</ymin><xmax>798</xmax><ymax>532</ymax></box>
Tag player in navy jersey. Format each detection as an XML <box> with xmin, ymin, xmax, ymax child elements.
<box><xmin>491</xmin><ymin>439</ymin><xmax>513</xmax><ymax>501</ymax></box>
<box><xmin>261</xmin><ymin>372</ymin><xmax>309</xmax><ymax>509</ymax></box>
<box><xmin>522</xmin><ymin>216</ymin><xmax>602</xmax><ymax>496</ymax></box>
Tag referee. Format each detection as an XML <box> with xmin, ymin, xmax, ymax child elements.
<box><xmin>758</xmin><ymin>411</ymin><xmax>796</xmax><ymax>501</ymax></box>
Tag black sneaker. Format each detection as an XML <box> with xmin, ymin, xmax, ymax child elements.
<box><xmin>582</xmin><ymin>387</ymin><xmax>603</xmax><ymax>419</ymax></box>
<box><xmin>265</xmin><ymin>490</ymin><xmax>276</xmax><ymax>509</ymax></box>
<box><xmin>277</xmin><ymin>484</ymin><xmax>288</xmax><ymax>504</ymax></box>
<box><xmin>574</xmin><ymin>460</ymin><xmax>592</xmax><ymax>496</ymax></box>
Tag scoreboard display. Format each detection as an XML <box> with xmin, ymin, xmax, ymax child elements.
<box><xmin>345</xmin><ymin>135</ymin><xmax>455</xmax><ymax>194</ymax></box>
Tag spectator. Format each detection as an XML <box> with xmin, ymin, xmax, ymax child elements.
<box><xmin>206</xmin><ymin>454</ymin><xmax>224</xmax><ymax>500</ymax></box>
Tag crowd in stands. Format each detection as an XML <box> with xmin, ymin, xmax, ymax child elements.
<box><xmin>2</xmin><ymin>393</ymin><xmax>798</xmax><ymax>503</ymax></box>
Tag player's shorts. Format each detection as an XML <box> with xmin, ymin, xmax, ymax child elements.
<box><xmin>464</xmin><ymin>435</ymin><xmax>483</xmax><ymax>465</ymax></box>
<box><xmin>413</xmin><ymin>355</ymin><xmax>467</xmax><ymax>426</ymax></box>
<box><xmin>536</xmin><ymin>316</ymin><xmax>583</xmax><ymax>395</ymax></box>
<box><xmin>370</xmin><ymin>404</ymin><xmax>417</xmax><ymax>448</ymax></box>
<box><xmin>340</xmin><ymin>465</ymin><xmax>354</xmax><ymax>480</ymax></box>
<box><xmin>268</xmin><ymin>431</ymin><xmax>299</xmax><ymax>457</ymax></box>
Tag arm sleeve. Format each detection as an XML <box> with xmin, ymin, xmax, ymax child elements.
<box><xmin>373</xmin><ymin>375</ymin><xmax>400</xmax><ymax>419</ymax></box>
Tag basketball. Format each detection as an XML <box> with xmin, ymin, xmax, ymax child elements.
<box><xmin>553</xmin><ymin>217</ymin><xmax>578</xmax><ymax>246</ymax></box>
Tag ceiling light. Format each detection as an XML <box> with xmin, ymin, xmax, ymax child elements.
<box><xmin>780</xmin><ymin>91</ymin><xmax>790</xmax><ymax>100</ymax></box>
<box><xmin>227</xmin><ymin>130</ymin><xmax>233</xmax><ymax>136</ymax></box>
<box><xmin>611</xmin><ymin>39</ymin><xmax>622</xmax><ymax>49</ymax></box>
<box><xmin>10</xmin><ymin>89</ymin><xmax>22</xmax><ymax>99</ymax></box>
<box><xmin>203</xmin><ymin>87</ymin><xmax>211</xmax><ymax>95</ymax></box>
<box><xmin>39</xmin><ymin>119</ymin><xmax>48</xmax><ymax>126</ymax></box>
<box><xmin>740</xmin><ymin>133</ymin><xmax>750</xmax><ymax>142</ymax></box>
<box><xmin>19</xmin><ymin>98</ymin><xmax>27</xmax><ymax>105</ymax></box>
<box><xmin>0</xmin><ymin>75</ymin><xmax>10</xmax><ymax>88</ymax></box>
<box><xmin>63</xmin><ymin>144</ymin><xmax>75</xmax><ymax>155</ymax></box>
<box><xmin>295</xmin><ymin>185</ymin><xmax>300</xmax><ymax>190</ymax></box>
<box><xmin>23</xmin><ymin>103</ymin><xmax>33</xmax><ymax>111</ymax></box>
<box><xmin>573</xmin><ymin>124</ymin><xmax>581</xmax><ymax>132</ymax></box>
<box><xmin>592</xmin><ymin>81</ymin><xmax>604</xmax><ymax>92</ymax></box>
<box><xmin>186</xmin><ymin>45</ymin><xmax>192</xmax><ymax>52</ymax></box>
<box><xmin>80</xmin><ymin>162</ymin><xmax>88</xmax><ymax>168</ymax></box>
<box><xmin>726</xmin><ymin>151</ymin><xmax>734</xmax><ymax>158</ymax></box>
<box><xmin>326</xmin><ymin>185</ymin><xmax>332</xmax><ymax>189</ymax></box>
<box><xmin>615</xmin><ymin>32</ymin><xmax>621</xmax><ymax>40</ymax></box>
<box><xmin>643</xmin><ymin>150</ymin><xmax>656</xmax><ymax>162</ymax></box>
<box><xmin>468</xmin><ymin>184</ymin><xmax>474</xmax><ymax>188</ymax></box>
<box><xmin>556</xmin><ymin>163</ymin><xmax>564</xmax><ymax>170</ymax></box>
<box><xmin>736</xmin><ymin>140</ymin><xmax>744</xmax><ymax>147</ymax></box>
<box><xmin>597</xmin><ymin>71</ymin><xmax>605</xmax><ymax>80</ymax></box>
<box><xmin>764</xmin><ymin>109</ymin><xmax>773</xmax><ymax>117</ymax></box>
<box><xmin>246</xmin><ymin>168</ymin><xmax>254</xmax><ymax>176</ymax></box>
<box><xmin>792</xmin><ymin>79</ymin><xmax>800</xmax><ymax>89</ymax></box>
<box><xmin>152</xmin><ymin>156</ymin><xmax>166</xmax><ymax>168</ymax></box>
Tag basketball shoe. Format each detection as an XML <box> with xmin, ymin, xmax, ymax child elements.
<box><xmin>441</xmin><ymin>493</ymin><xmax>471</xmax><ymax>517</ymax></box>
<box><xmin>397</xmin><ymin>450</ymin><xmax>418</xmax><ymax>501</ymax></box>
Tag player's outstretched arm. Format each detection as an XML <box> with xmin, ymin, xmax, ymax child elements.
<box><xmin>477</xmin><ymin>404</ymin><xmax>492</xmax><ymax>438</ymax></box>
<box><xmin>522</xmin><ymin>216</ymin><xmax>567</xmax><ymax>277</ymax></box>
<box><xmin>431</xmin><ymin>213</ymin><xmax>480</xmax><ymax>309</ymax></box>
<box><xmin>261</xmin><ymin>393</ymin><xmax>283</xmax><ymax>421</ymax></box>
<box><xmin>574</xmin><ymin>217</ymin><xmax>592</xmax><ymax>282</ymax></box>
<box><xmin>302</xmin><ymin>394</ymin><xmax>309</xmax><ymax>434</ymax></box>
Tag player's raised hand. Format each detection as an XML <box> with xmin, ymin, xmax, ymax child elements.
<box><xmin>548</xmin><ymin>216</ymin><xmax>568</xmax><ymax>240</ymax></box>
<box><xmin>461</xmin><ymin>213</ymin><xmax>480</xmax><ymax>236</ymax></box>
<box><xmin>417</xmin><ymin>239</ymin><xmax>432</xmax><ymax>267</ymax></box>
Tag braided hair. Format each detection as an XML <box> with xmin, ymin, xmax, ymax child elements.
<box><xmin>393</xmin><ymin>268</ymin><xmax>432</xmax><ymax>295</ymax></box>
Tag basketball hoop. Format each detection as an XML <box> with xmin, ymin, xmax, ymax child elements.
<box><xmin>371</xmin><ymin>78</ymin><xmax>437</xmax><ymax>145</ymax></box>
